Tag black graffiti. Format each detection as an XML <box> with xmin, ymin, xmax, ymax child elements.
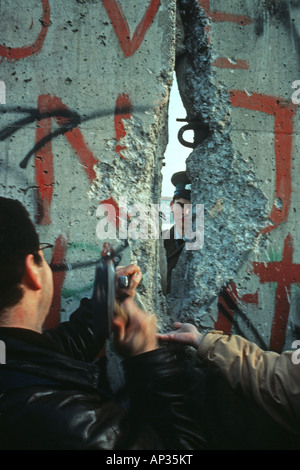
<box><xmin>0</xmin><ymin>107</ymin><xmax>81</xmax><ymax>169</ymax></box>
<box><xmin>0</xmin><ymin>104</ymin><xmax>141</xmax><ymax>169</ymax></box>
<box><xmin>50</xmin><ymin>241</ymin><xmax>128</xmax><ymax>272</ymax></box>
<box><xmin>217</xmin><ymin>287</ymin><xmax>268</xmax><ymax>350</ymax></box>
<box><xmin>254</xmin><ymin>0</ymin><xmax>300</xmax><ymax>64</ymax></box>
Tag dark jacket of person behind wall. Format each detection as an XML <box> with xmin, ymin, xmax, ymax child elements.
<box><xmin>0</xmin><ymin>298</ymin><xmax>207</xmax><ymax>450</ymax></box>
<box><xmin>163</xmin><ymin>226</ymin><xmax>185</xmax><ymax>294</ymax></box>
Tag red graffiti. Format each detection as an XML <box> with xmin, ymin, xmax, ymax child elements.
<box><xmin>100</xmin><ymin>196</ymin><xmax>130</xmax><ymax>229</ymax></box>
<box><xmin>114</xmin><ymin>93</ymin><xmax>132</xmax><ymax>159</ymax></box>
<box><xmin>230</xmin><ymin>91</ymin><xmax>297</xmax><ymax>233</ymax></box>
<box><xmin>196</xmin><ymin>2</ymin><xmax>299</xmax><ymax>347</ymax></box>
<box><xmin>0</xmin><ymin>0</ymin><xmax>50</xmax><ymax>62</ymax></box>
<box><xmin>102</xmin><ymin>0</ymin><xmax>161</xmax><ymax>57</ymax></box>
<box><xmin>44</xmin><ymin>235</ymin><xmax>68</xmax><ymax>329</ymax></box>
<box><xmin>35</xmin><ymin>95</ymin><xmax>98</xmax><ymax>225</ymax></box>
<box><xmin>198</xmin><ymin>0</ymin><xmax>252</xmax><ymax>25</ymax></box>
<box><xmin>253</xmin><ymin>234</ymin><xmax>300</xmax><ymax>352</ymax></box>
<box><xmin>198</xmin><ymin>1</ymin><xmax>252</xmax><ymax>69</ymax></box>
<box><xmin>212</xmin><ymin>58</ymin><xmax>249</xmax><ymax>70</ymax></box>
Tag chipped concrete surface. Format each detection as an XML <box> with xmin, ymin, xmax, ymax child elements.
<box><xmin>168</xmin><ymin>0</ymin><xmax>268</xmax><ymax>324</ymax></box>
<box><xmin>166</xmin><ymin>0</ymin><xmax>300</xmax><ymax>353</ymax></box>
<box><xmin>0</xmin><ymin>0</ymin><xmax>176</xmax><ymax>327</ymax></box>
<box><xmin>0</xmin><ymin>0</ymin><xmax>299</xmax><ymax>358</ymax></box>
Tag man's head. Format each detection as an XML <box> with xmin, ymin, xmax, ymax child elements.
<box><xmin>0</xmin><ymin>197</ymin><xmax>53</xmax><ymax>326</ymax></box>
<box><xmin>170</xmin><ymin>172</ymin><xmax>191</xmax><ymax>236</ymax></box>
<box><xmin>171</xmin><ymin>171</ymin><xmax>191</xmax><ymax>202</ymax></box>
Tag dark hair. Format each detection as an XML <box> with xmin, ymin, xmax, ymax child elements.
<box><xmin>172</xmin><ymin>194</ymin><xmax>191</xmax><ymax>203</ymax></box>
<box><xmin>0</xmin><ymin>197</ymin><xmax>42</xmax><ymax>312</ymax></box>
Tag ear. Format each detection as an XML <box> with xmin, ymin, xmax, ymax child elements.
<box><xmin>23</xmin><ymin>254</ymin><xmax>42</xmax><ymax>291</ymax></box>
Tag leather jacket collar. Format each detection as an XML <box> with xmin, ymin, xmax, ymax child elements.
<box><xmin>0</xmin><ymin>327</ymin><xmax>101</xmax><ymax>392</ymax></box>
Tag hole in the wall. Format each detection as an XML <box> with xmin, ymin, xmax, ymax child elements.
<box><xmin>160</xmin><ymin>73</ymin><xmax>192</xmax><ymax>231</ymax></box>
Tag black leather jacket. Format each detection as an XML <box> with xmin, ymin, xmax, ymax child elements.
<box><xmin>0</xmin><ymin>299</ymin><xmax>206</xmax><ymax>450</ymax></box>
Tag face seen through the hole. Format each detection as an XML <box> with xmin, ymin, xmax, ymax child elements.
<box><xmin>170</xmin><ymin>197</ymin><xmax>191</xmax><ymax>237</ymax></box>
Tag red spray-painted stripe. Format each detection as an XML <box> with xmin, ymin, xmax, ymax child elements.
<box><xmin>212</xmin><ymin>57</ymin><xmax>249</xmax><ymax>69</ymax></box>
<box><xmin>35</xmin><ymin>95</ymin><xmax>98</xmax><ymax>225</ymax></box>
<box><xmin>0</xmin><ymin>0</ymin><xmax>50</xmax><ymax>61</ymax></box>
<box><xmin>114</xmin><ymin>93</ymin><xmax>132</xmax><ymax>158</ymax></box>
<box><xmin>102</xmin><ymin>0</ymin><xmax>161</xmax><ymax>57</ymax></box>
<box><xmin>230</xmin><ymin>90</ymin><xmax>297</xmax><ymax>233</ymax></box>
<box><xmin>49</xmin><ymin>96</ymin><xmax>98</xmax><ymax>182</ymax></box>
<box><xmin>100</xmin><ymin>196</ymin><xmax>130</xmax><ymax>230</ymax></box>
<box><xmin>253</xmin><ymin>234</ymin><xmax>300</xmax><ymax>352</ymax></box>
<box><xmin>198</xmin><ymin>1</ymin><xmax>251</xmax><ymax>69</ymax></box>
<box><xmin>198</xmin><ymin>0</ymin><xmax>252</xmax><ymax>25</ymax></box>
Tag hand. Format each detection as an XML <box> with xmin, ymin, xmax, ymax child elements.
<box><xmin>113</xmin><ymin>298</ymin><xmax>158</xmax><ymax>357</ymax></box>
<box><xmin>115</xmin><ymin>264</ymin><xmax>142</xmax><ymax>299</ymax></box>
<box><xmin>157</xmin><ymin>322</ymin><xmax>204</xmax><ymax>349</ymax></box>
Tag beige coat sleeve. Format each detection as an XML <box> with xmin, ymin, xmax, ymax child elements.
<box><xmin>197</xmin><ymin>331</ymin><xmax>300</xmax><ymax>434</ymax></box>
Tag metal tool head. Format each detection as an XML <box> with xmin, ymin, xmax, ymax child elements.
<box><xmin>92</xmin><ymin>258</ymin><xmax>116</xmax><ymax>340</ymax></box>
<box><xmin>91</xmin><ymin>242</ymin><xmax>130</xmax><ymax>342</ymax></box>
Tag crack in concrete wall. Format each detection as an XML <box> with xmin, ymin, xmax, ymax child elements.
<box><xmin>167</xmin><ymin>0</ymin><xmax>269</xmax><ymax>327</ymax></box>
<box><xmin>0</xmin><ymin>0</ymin><xmax>298</xmax><ymax>359</ymax></box>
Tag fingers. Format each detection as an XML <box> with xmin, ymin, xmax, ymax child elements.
<box><xmin>173</xmin><ymin>322</ymin><xmax>183</xmax><ymax>330</ymax></box>
<box><xmin>116</xmin><ymin>264</ymin><xmax>142</xmax><ymax>280</ymax></box>
<box><xmin>112</xmin><ymin>298</ymin><xmax>158</xmax><ymax>357</ymax></box>
<box><xmin>157</xmin><ymin>322</ymin><xmax>203</xmax><ymax>349</ymax></box>
<box><xmin>127</xmin><ymin>270</ymin><xmax>142</xmax><ymax>296</ymax></box>
<box><xmin>115</xmin><ymin>264</ymin><xmax>142</xmax><ymax>299</ymax></box>
<box><xmin>117</xmin><ymin>263</ymin><xmax>141</xmax><ymax>276</ymax></box>
<box><xmin>156</xmin><ymin>322</ymin><xmax>184</xmax><ymax>340</ymax></box>
<box><xmin>156</xmin><ymin>332</ymin><xmax>175</xmax><ymax>342</ymax></box>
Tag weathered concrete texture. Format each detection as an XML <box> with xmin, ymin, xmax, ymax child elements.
<box><xmin>0</xmin><ymin>1</ymin><xmax>176</xmax><ymax>325</ymax></box>
<box><xmin>0</xmin><ymin>0</ymin><xmax>299</xmax><ymax>358</ymax></box>
<box><xmin>169</xmin><ymin>0</ymin><xmax>268</xmax><ymax>323</ymax></box>
<box><xmin>167</xmin><ymin>0</ymin><xmax>300</xmax><ymax>352</ymax></box>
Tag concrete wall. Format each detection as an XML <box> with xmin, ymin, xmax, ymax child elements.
<box><xmin>0</xmin><ymin>0</ymin><xmax>299</xmax><ymax>355</ymax></box>
<box><xmin>170</xmin><ymin>0</ymin><xmax>300</xmax><ymax>353</ymax></box>
<box><xmin>0</xmin><ymin>0</ymin><xmax>175</xmax><ymax>331</ymax></box>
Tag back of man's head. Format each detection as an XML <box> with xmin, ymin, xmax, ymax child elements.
<box><xmin>0</xmin><ymin>197</ymin><xmax>41</xmax><ymax>313</ymax></box>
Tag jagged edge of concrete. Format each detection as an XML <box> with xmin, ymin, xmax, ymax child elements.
<box><xmin>167</xmin><ymin>0</ymin><xmax>269</xmax><ymax>325</ymax></box>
